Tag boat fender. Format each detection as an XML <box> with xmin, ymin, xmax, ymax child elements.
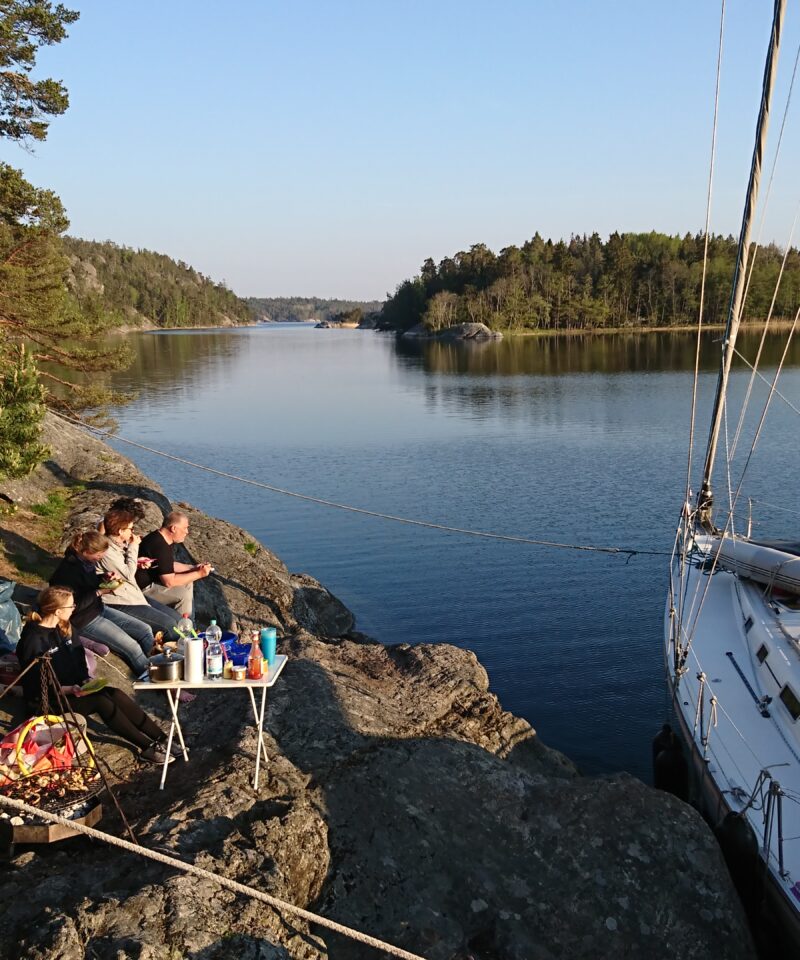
<box><xmin>715</xmin><ymin>812</ymin><xmax>760</xmax><ymax>910</ymax></box>
<box><xmin>652</xmin><ymin>725</ymin><xmax>689</xmax><ymax>801</ymax></box>
<box><xmin>652</xmin><ymin>723</ymin><xmax>673</xmax><ymax>767</ymax></box>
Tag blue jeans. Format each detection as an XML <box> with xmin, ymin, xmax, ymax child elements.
<box><xmin>106</xmin><ymin>598</ymin><xmax>180</xmax><ymax>637</ymax></box>
<box><xmin>80</xmin><ymin>607</ymin><xmax>154</xmax><ymax>676</ymax></box>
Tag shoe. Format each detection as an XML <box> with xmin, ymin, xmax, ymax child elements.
<box><xmin>169</xmin><ymin>740</ymin><xmax>184</xmax><ymax>757</ymax></box>
<box><xmin>140</xmin><ymin>743</ymin><xmax>175</xmax><ymax>765</ymax></box>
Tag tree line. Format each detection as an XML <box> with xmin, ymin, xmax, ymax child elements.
<box><xmin>380</xmin><ymin>232</ymin><xmax>800</xmax><ymax>333</ymax></box>
<box><xmin>247</xmin><ymin>296</ymin><xmax>383</xmax><ymax>323</ymax></box>
<box><xmin>64</xmin><ymin>238</ymin><xmax>252</xmax><ymax>330</ymax></box>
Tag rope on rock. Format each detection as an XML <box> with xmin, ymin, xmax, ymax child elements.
<box><xmin>51</xmin><ymin>411</ymin><xmax>670</xmax><ymax>559</ymax></box>
<box><xmin>0</xmin><ymin>793</ymin><xmax>428</xmax><ymax>960</ymax></box>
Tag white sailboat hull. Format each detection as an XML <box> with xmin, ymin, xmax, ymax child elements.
<box><xmin>666</xmin><ymin>535</ymin><xmax>800</xmax><ymax>949</ymax></box>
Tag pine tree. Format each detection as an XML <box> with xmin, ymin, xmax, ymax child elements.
<box><xmin>0</xmin><ymin>162</ymin><xmax>129</xmax><ymax>415</ymax></box>
<box><xmin>0</xmin><ymin>344</ymin><xmax>48</xmax><ymax>478</ymax></box>
<box><xmin>0</xmin><ymin>1</ymin><xmax>79</xmax><ymax>145</ymax></box>
<box><xmin>0</xmin><ymin>2</ymin><xmax>129</xmax><ymax>466</ymax></box>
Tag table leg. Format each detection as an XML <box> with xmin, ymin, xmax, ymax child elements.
<box><xmin>160</xmin><ymin>691</ymin><xmax>177</xmax><ymax>790</ymax></box>
<box><xmin>246</xmin><ymin>686</ymin><xmax>270</xmax><ymax>790</ymax></box>
<box><xmin>165</xmin><ymin>690</ymin><xmax>189</xmax><ymax>761</ymax></box>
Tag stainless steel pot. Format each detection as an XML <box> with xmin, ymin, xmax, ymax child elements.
<box><xmin>148</xmin><ymin>648</ymin><xmax>184</xmax><ymax>682</ymax></box>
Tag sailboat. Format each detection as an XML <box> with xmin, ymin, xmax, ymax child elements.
<box><xmin>665</xmin><ymin>0</ymin><xmax>800</xmax><ymax>950</ymax></box>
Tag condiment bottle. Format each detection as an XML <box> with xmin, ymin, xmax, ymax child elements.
<box><xmin>247</xmin><ymin>633</ymin><xmax>263</xmax><ymax>680</ymax></box>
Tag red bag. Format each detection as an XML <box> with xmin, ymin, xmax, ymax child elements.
<box><xmin>0</xmin><ymin>715</ymin><xmax>93</xmax><ymax>787</ymax></box>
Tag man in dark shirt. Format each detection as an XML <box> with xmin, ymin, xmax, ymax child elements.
<box><xmin>136</xmin><ymin>511</ymin><xmax>212</xmax><ymax>617</ymax></box>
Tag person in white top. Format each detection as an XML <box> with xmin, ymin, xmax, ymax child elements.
<box><xmin>96</xmin><ymin>507</ymin><xmax>181</xmax><ymax>637</ymax></box>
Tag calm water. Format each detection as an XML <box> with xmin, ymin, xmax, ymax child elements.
<box><xmin>104</xmin><ymin>326</ymin><xmax>800</xmax><ymax>779</ymax></box>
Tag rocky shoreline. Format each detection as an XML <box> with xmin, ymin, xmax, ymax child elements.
<box><xmin>0</xmin><ymin>415</ymin><xmax>755</xmax><ymax>959</ymax></box>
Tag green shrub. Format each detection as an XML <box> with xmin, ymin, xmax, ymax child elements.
<box><xmin>31</xmin><ymin>491</ymin><xmax>69</xmax><ymax>519</ymax></box>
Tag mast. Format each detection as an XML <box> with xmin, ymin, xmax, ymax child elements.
<box><xmin>698</xmin><ymin>0</ymin><xmax>786</xmax><ymax>530</ymax></box>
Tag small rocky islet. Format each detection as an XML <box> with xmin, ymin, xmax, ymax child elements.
<box><xmin>0</xmin><ymin>414</ymin><xmax>754</xmax><ymax>960</ymax></box>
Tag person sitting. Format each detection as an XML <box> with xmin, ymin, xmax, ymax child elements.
<box><xmin>17</xmin><ymin>586</ymin><xmax>174</xmax><ymax>764</ymax></box>
<box><xmin>97</xmin><ymin>496</ymin><xmax>146</xmax><ymax>534</ymax></box>
<box><xmin>49</xmin><ymin>531</ymin><xmax>155</xmax><ymax>678</ymax></box>
<box><xmin>135</xmin><ymin>511</ymin><xmax>212</xmax><ymax>617</ymax></box>
<box><xmin>97</xmin><ymin>507</ymin><xmax>181</xmax><ymax>636</ymax></box>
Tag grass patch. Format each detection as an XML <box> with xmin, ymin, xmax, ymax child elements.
<box><xmin>244</xmin><ymin>540</ymin><xmax>258</xmax><ymax>556</ymax></box>
<box><xmin>31</xmin><ymin>492</ymin><xmax>70</xmax><ymax>520</ymax></box>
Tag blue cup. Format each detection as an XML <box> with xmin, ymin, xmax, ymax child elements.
<box><xmin>260</xmin><ymin>627</ymin><xmax>277</xmax><ymax>665</ymax></box>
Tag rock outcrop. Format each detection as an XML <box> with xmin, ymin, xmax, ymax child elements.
<box><xmin>401</xmin><ymin>322</ymin><xmax>503</xmax><ymax>341</ymax></box>
<box><xmin>0</xmin><ymin>415</ymin><xmax>755</xmax><ymax>960</ymax></box>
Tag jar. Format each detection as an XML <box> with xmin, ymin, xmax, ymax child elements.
<box><xmin>247</xmin><ymin>653</ymin><xmax>263</xmax><ymax>680</ymax></box>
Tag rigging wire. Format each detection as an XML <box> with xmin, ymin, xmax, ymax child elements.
<box><xmin>731</xmin><ymin>345</ymin><xmax>800</xmax><ymax>417</ymax></box>
<box><xmin>732</xmin><ymin>200</ymin><xmax>800</xmax><ymax>459</ymax></box>
<box><xmin>748</xmin><ymin>498</ymin><xmax>800</xmax><ymax>518</ymax></box>
<box><xmin>50</xmin><ymin>411</ymin><xmax>670</xmax><ymax>559</ymax></box>
<box><xmin>728</xmin><ymin>309</ymin><xmax>800</xmax><ymax>519</ymax></box>
<box><xmin>675</xmin><ymin>17</ymin><xmax>800</xmax><ymax>662</ymax></box>
<box><xmin>738</xmin><ymin>38</ymin><xmax>800</xmax><ymax>322</ymax></box>
<box><xmin>685</xmin><ymin>0</ymin><xmax>725</xmax><ymax>504</ymax></box>
<box><xmin>678</xmin><ymin>0</ymin><xmax>727</xmax><ymax>636</ymax></box>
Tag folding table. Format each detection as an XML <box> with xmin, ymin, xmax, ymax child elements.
<box><xmin>134</xmin><ymin>654</ymin><xmax>287</xmax><ymax>790</ymax></box>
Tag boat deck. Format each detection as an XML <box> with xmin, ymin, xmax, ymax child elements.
<box><xmin>669</xmin><ymin>552</ymin><xmax>800</xmax><ymax>911</ymax></box>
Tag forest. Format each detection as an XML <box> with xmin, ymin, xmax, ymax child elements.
<box><xmin>379</xmin><ymin>232</ymin><xmax>800</xmax><ymax>333</ymax></box>
<box><xmin>64</xmin><ymin>238</ymin><xmax>252</xmax><ymax>329</ymax></box>
<box><xmin>247</xmin><ymin>296</ymin><xmax>383</xmax><ymax>323</ymax></box>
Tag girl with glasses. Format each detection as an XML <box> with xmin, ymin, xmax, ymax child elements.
<box><xmin>17</xmin><ymin>586</ymin><xmax>174</xmax><ymax>765</ymax></box>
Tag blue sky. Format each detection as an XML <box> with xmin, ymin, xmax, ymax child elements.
<box><xmin>8</xmin><ymin>1</ymin><xmax>800</xmax><ymax>299</ymax></box>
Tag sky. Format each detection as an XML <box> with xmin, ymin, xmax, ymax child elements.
<box><xmin>9</xmin><ymin>1</ymin><xmax>800</xmax><ymax>300</ymax></box>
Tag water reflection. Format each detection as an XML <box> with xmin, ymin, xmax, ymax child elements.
<box><xmin>102</xmin><ymin>324</ymin><xmax>800</xmax><ymax>779</ymax></box>
<box><xmin>394</xmin><ymin>328</ymin><xmax>800</xmax><ymax>377</ymax></box>
<box><xmin>118</xmin><ymin>329</ymin><xmax>248</xmax><ymax>398</ymax></box>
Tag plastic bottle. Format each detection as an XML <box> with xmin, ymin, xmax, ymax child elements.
<box><xmin>205</xmin><ymin>620</ymin><xmax>223</xmax><ymax>680</ymax></box>
<box><xmin>173</xmin><ymin>613</ymin><xmax>194</xmax><ymax>653</ymax></box>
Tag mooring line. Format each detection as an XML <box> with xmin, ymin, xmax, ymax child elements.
<box><xmin>52</xmin><ymin>411</ymin><xmax>670</xmax><ymax>559</ymax></box>
<box><xmin>0</xmin><ymin>793</ymin><xmax>428</xmax><ymax>960</ymax></box>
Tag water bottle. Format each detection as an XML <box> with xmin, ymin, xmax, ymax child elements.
<box><xmin>205</xmin><ymin>619</ymin><xmax>223</xmax><ymax>681</ymax></box>
<box><xmin>173</xmin><ymin>613</ymin><xmax>194</xmax><ymax>653</ymax></box>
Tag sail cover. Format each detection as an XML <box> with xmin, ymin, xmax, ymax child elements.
<box><xmin>714</xmin><ymin>537</ymin><xmax>800</xmax><ymax>596</ymax></box>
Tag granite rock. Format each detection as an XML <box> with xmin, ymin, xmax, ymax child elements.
<box><xmin>0</xmin><ymin>415</ymin><xmax>756</xmax><ymax>960</ymax></box>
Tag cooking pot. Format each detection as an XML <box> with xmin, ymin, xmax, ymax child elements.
<box><xmin>148</xmin><ymin>647</ymin><xmax>184</xmax><ymax>683</ymax></box>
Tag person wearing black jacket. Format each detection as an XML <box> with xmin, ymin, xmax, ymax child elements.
<box><xmin>49</xmin><ymin>531</ymin><xmax>154</xmax><ymax>678</ymax></box>
<box><xmin>17</xmin><ymin>586</ymin><xmax>173</xmax><ymax>764</ymax></box>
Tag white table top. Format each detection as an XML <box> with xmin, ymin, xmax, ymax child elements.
<box><xmin>133</xmin><ymin>654</ymin><xmax>287</xmax><ymax>691</ymax></box>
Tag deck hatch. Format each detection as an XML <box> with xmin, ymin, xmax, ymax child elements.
<box><xmin>757</xmin><ymin>644</ymin><xmax>769</xmax><ymax>663</ymax></box>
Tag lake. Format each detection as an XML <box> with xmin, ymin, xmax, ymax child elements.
<box><xmin>104</xmin><ymin>325</ymin><xmax>800</xmax><ymax>780</ymax></box>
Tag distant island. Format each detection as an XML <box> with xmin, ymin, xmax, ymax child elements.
<box><xmin>246</xmin><ymin>296</ymin><xmax>383</xmax><ymax>324</ymax></box>
<box><xmin>379</xmin><ymin>231</ymin><xmax>800</xmax><ymax>334</ymax></box>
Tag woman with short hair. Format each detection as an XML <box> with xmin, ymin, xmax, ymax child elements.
<box><xmin>97</xmin><ymin>508</ymin><xmax>181</xmax><ymax>637</ymax></box>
